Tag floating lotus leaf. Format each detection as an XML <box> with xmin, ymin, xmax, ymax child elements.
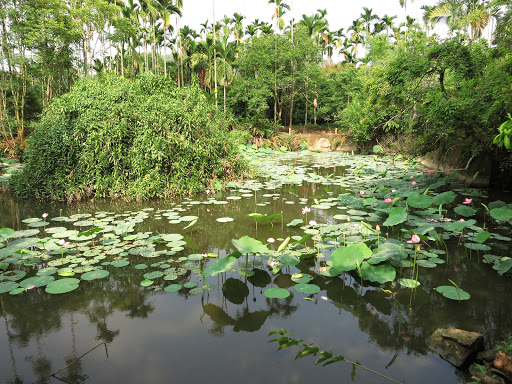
<box><xmin>164</xmin><ymin>274</ymin><xmax>178</xmax><ymax>281</ymax></box>
<box><xmin>416</xmin><ymin>259</ymin><xmax>437</xmax><ymax>268</ymax></box>
<box><xmin>291</xmin><ymin>274</ymin><xmax>313</xmax><ymax>283</ymax></box>
<box><xmin>294</xmin><ymin>283</ymin><xmax>320</xmax><ymax>294</ymax></box>
<box><xmin>431</xmin><ymin>191</ymin><xmax>456</xmax><ymax>206</ymax></box>
<box><xmin>490</xmin><ymin>207</ymin><xmax>512</xmax><ymax>221</ymax></box>
<box><xmin>0</xmin><ymin>228</ymin><xmax>16</xmax><ymax>240</ymax></box>
<box><xmin>407</xmin><ymin>193</ymin><xmax>433</xmax><ymax>209</ymax></box>
<box><xmin>9</xmin><ymin>287</ymin><xmax>25</xmax><ymax>295</ymax></box>
<box><xmin>45</xmin><ymin>278</ymin><xmax>80</xmax><ymax>294</ymax></box>
<box><xmin>144</xmin><ymin>271</ymin><xmax>164</xmax><ymax>279</ymax></box>
<box><xmin>180</xmin><ymin>216</ymin><xmax>198</xmax><ymax>222</ymax></box>
<box><xmin>445</xmin><ymin>219</ymin><xmax>476</xmax><ymax>232</ymax></box>
<box><xmin>232</xmin><ymin>236</ymin><xmax>268</xmax><ymax>254</ymax></box>
<box><xmin>383</xmin><ymin>207</ymin><xmax>408</xmax><ymax>227</ymax></box>
<box><xmin>187</xmin><ymin>254</ymin><xmax>204</xmax><ymax>261</ymax></box>
<box><xmin>22</xmin><ymin>217</ymin><xmax>42</xmax><ymax>224</ymax></box>
<box><xmin>111</xmin><ymin>259</ymin><xmax>130</xmax><ymax>268</ymax></box>
<box><xmin>277</xmin><ymin>254</ymin><xmax>300</xmax><ymax>266</ymax></box>
<box><xmin>360</xmin><ymin>262</ymin><xmax>396</xmax><ymax>283</ymax></box>
<box><xmin>435</xmin><ymin>285</ymin><xmax>470</xmax><ymax>300</ymax></box>
<box><xmin>81</xmin><ymin>270</ymin><xmax>110</xmax><ymax>280</ymax></box>
<box><xmin>331</xmin><ymin>243</ymin><xmax>372</xmax><ymax>273</ymax></box>
<box><xmin>264</xmin><ymin>287</ymin><xmax>290</xmax><ymax>299</ymax></box>
<box><xmin>216</xmin><ymin>217</ymin><xmax>234</xmax><ymax>223</ymax></box>
<box><xmin>28</xmin><ymin>221</ymin><xmax>50</xmax><ymax>228</ymax></box>
<box><xmin>183</xmin><ymin>281</ymin><xmax>198</xmax><ymax>289</ymax></box>
<box><xmin>20</xmin><ymin>276</ymin><xmax>55</xmax><ymax>288</ymax></box>
<box><xmin>0</xmin><ymin>281</ymin><xmax>19</xmax><ymax>293</ymax></box>
<box><xmin>369</xmin><ymin>242</ymin><xmax>406</xmax><ymax>264</ymax></box>
<box><xmin>135</xmin><ymin>264</ymin><xmax>148</xmax><ymax>270</ymax></box>
<box><xmin>2</xmin><ymin>270</ymin><xmax>26</xmax><ymax>281</ymax></box>
<box><xmin>140</xmin><ymin>280</ymin><xmax>154</xmax><ymax>287</ymax></box>
<box><xmin>399</xmin><ymin>279</ymin><xmax>420</xmax><ymax>288</ymax></box>
<box><xmin>164</xmin><ymin>284</ymin><xmax>182</xmax><ymax>292</ymax></box>
<box><xmin>161</xmin><ymin>234</ymin><xmax>184</xmax><ymax>242</ymax></box>
<box><xmin>493</xmin><ymin>258</ymin><xmax>512</xmax><ymax>276</ymax></box>
<box><xmin>454</xmin><ymin>205</ymin><xmax>478</xmax><ymax>217</ymax></box>
<box><xmin>11</xmin><ymin>229</ymin><xmax>40</xmax><ymax>239</ymax></box>
<box><xmin>464</xmin><ymin>243</ymin><xmax>491</xmax><ymax>251</ymax></box>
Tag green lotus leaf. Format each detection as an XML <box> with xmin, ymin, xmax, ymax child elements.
<box><xmin>287</xmin><ymin>219</ymin><xmax>304</xmax><ymax>227</ymax></box>
<box><xmin>110</xmin><ymin>259</ymin><xmax>130</xmax><ymax>268</ymax></box>
<box><xmin>144</xmin><ymin>271</ymin><xmax>164</xmax><ymax>279</ymax></box>
<box><xmin>475</xmin><ymin>231</ymin><xmax>491</xmax><ymax>243</ymax></box>
<box><xmin>164</xmin><ymin>284</ymin><xmax>182</xmax><ymax>292</ymax></box>
<box><xmin>81</xmin><ymin>270</ymin><xmax>110</xmax><ymax>280</ymax></box>
<box><xmin>9</xmin><ymin>287</ymin><xmax>26</xmax><ymax>295</ymax></box>
<box><xmin>445</xmin><ymin>219</ymin><xmax>476</xmax><ymax>232</ymax></box>
<box><xmin>20</xmin><ymin>276</ymin><xmax>55</xmax><ymax>288</ymax></box>
<box><xmin>0</xmin><ymin>281</ymin><xmax>19</xmax><ymax>293</ymax></box>
<box><xmin>464</xmin><ymin>243</ymin><xmax>491</xmax><ymax>251</ymax></box>
<box><xmin>183</xmin><ymin>281</ymin><xmax>198</xmax><ymax>289</ymax></box>
<box><xmin>140</xmin><ymin>279</ymin><xmax>154</xmax><ymax>287</ymax></box>
<box><xmin>435</xmin><ymin>285</ymin><xmax>470</xmax><ymax>300</ymax></box>
<box><xmin>432</xmin><ymin>191</ymin><xmax>456</xmax><ymax>206</ymax></box>
<box><xmin>490</xmin><ymin>207</ymin><xmax>512</xmax><ymax>221</ymax></box>
<box><xmin>407</xmin><ymin>193</ymin><xmax>433</xmax><ymax>209</ymax></box>
<box><xmin>383</xmin><ymin>207</ymin><xmax>408</xmax><ymax>227</ymax></box>
<box><xmin>360</xmin><ymin>262</ymin><xmax>396</xmax><ymax>283</ymax></box>
<box><xmin>399</xmin><ymin>279</ymin><xmax>420</xmax><ymax>288</ymax></box>
<box><xmin>331</xmin><ymin>243</ymin><xmax>372</xmax><ymax>273</ymax></box>
<box><xmin>232</xmin><ymin>236</ymin><xmax>268</xmax><ymax>254</ymax></box>
<box><xmin>493</xmin><ymin>258</ymin><xmax>512</xmax><ymax>276</ymax></box>
<box><xmin>276</xmin><ymin>254</ymin><xmax>300</xmax><ymax>267</ymax></box>
<box><xmin>264</xmin><ymin>287</ymin><xmax>290</xmax><ymax>299</ymax></box>
<box><xmin>45</xmin><ymin>278</ymin><xmax>80</xmax><ymax>294</ymax></box>
<box><xmin>454</xmin><ymin>205</ymin><xmax>478</xmax><ymax>217</ymax></box>
<box><xmin>293</xmin><ymin>283</ymin><xmax>320</xmax><ymax>294</ymax></box>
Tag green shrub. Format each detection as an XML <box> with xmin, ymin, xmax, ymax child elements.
<box><xmin>11</xmin><ymin>73</ymin><xmax>249</xmax><ymax>200</ymax></box>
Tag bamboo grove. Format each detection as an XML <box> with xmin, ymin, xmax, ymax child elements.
<box><xmin>1</xmin><ymin>0</ymin><xmax>511</xmax><ymax>157</ymax></box>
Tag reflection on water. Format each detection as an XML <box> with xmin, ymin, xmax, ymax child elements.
<box><xmin>0</xmin><ymin>153</ymin><xmax>511</xmax><ymax>384</ymax></box>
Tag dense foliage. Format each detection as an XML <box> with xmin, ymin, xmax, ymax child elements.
<box><xmin>2</xmin><ymin>0</ymin><xmax>512</xmax><ymax>187</ymax></box>
<box><xmin>10</xmin><ymin>74</ymin><xmax>248</xmax><ymax>200</ymax></box>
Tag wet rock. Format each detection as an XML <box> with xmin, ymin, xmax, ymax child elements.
<box><xmin>426</xmin><ymin>328</ymin><xmax>485</xmax><ymax>367</ymax></box>
<box><xmin>313</xmin><ymin>138</ymin><xmax>331</xmax><ymax>151</ymax></box>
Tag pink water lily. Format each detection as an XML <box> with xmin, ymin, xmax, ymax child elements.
<box><xmin>42</xmin><ymin>213</ymin><xmax>48</xmax><ymax>218</ymax></box>
<box><xmin>462</xmin><ymin>198</ymin><xmax>472</xmax><ymax>205</ymax></box>
<box><xmin>384</xmin><ymin>198</ymin><xmax>392</xmax><ymax>204</ymax></box>
<box><xmin>302</xmin><ymin>206</ymin><xmax>311</xmax><ymax>215</ymax></box>
<box><xmin>359</xmin><ymin>190</ymin><xmax>365</xmax><ymax>195</ymax></box>
<box><xmin>406</xmin><ymin>234</ymin><xmax>421</xmax><ymax>244</ymax></box>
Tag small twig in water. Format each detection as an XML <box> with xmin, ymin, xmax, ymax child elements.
<box><xmin>49</xmin><ymin>342</ymin><xmax>109</xmax><ymax>379</ymax></box>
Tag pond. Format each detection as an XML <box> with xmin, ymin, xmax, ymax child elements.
<box><xmin>0</xmin><ymin>149</ymin><xmax>511</xmax><ymax>384</ymax></box>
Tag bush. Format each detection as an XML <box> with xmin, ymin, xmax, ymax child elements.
<box><xmin>11</xmin><ymin>73</ymin><xmax>249</xmax><ymax>200</ymax></box>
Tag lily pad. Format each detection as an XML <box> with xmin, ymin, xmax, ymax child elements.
<box><xmin>164</xmin><ymin>284</ymin><xmax>182</xmax><ymax>292</ymax></box>
<box><xmin>383</xmin><ymin>207</ymin><xmax>408</xmax><ymax>227</ymax></box>
<box><xmin>454</xmin><ymin>205</ymin><xmax>478</xmax><ymax>217</ymax></box>
<box><xmin>399</xmin><ymin>279</ymin><xmax>420</xmax><ymax>288</ymax></box>
<box><xmin>0</xmin><ymin>281</ymin><xmax>19</xmax><ymax>293</ymax></box>
<box><xmin>490</xmin><ymin>207</ymin><xmax>512</xmax><ymax>221</ymax></box>
<box><xmin>81</xmin><ymin>270</ymin><xmax>110</xmax><ymax>280</ymax></box>
<box><xmin>140</xmin><ymin>279</ymin><xmax>154</xmax><ymax>287</ymax></box>
<box><xmin>294</xmin><ymin>283</ymin><xmax>320</xmax><ymax>294</ymax></box>
<box><xmin>232</xmin><ymin>236</ymin><xmax>268</xmax><ymax>254</ymax></box>
<box><xmin>20</xmin><ymin>276</ymin><xmax>55</xmax><ymax>288</ymax></box>
<box><xmin>407</xmin><ymin>193</ymin><xmax>433</xmax><ymax>209</ymax></box>
<box><xmin>331</xmin><ymin>243</ymin><xmax>373</xmax><ymax>273</ymax></box>
<box><xmin>435</xmin><ymin>285</ymin><xmax>470</xmax><ymax>301</ymax></box>
<box><xmin>360</xmin><ymin>262</ymin><xmax>396</xmax><ymax>284</ymax></box>
<box><xmin>45</xmin><ymin>278</ymin><xmax>80</xmax><ymax>294</ymax></box>
<box><xmin>264</xmin><ymin>287</ymin><xmax>290</xmax><ymax>299</ymax></box>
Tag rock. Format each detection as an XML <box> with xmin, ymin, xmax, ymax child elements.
<box><xmin>426</xmin><ymin>328</ymin><xmax>485</xmax><ymax>367</ymax></box>
<box><xmin>493</xmin><ymin>350</ymin><xmax>512</xmax><ymax>378</ymax></box>
<box><xmin>313</xmin><ymin>138</ymin><xmax>331</xmax><ymax>151</ymax></box>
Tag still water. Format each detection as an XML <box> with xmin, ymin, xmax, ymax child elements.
<box><xmin>0</xmin><ymin>151</ymin><xmax>511</xmax><ymax>384</ymax></box>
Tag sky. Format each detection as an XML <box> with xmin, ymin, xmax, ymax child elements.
<box><xmin>180</xmin><ymin>0</ymin><xmax>441</xmax><ymax>34</ymax></box>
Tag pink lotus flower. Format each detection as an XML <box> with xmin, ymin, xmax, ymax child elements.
<box><xmin>406</xmin><ymin>234</ymin><xmax>421</xmax><ymax>244</ymax></box>
<box><xmin>412</xmin><ymin>181</ymin><xmax>416</xmax><ymax>186</ymax></box>
<box><xmin>267</xmin><ymin>238</ymin><xmax>275</xmax><ymax>243</ymax></box>
<box><xmin>309</xmin><ymin>220</ymin><xmax>317</xmax><ymax>226</ymax></box>
<box><xmin>302</xmin><ymin>206</ymin><xmax>311</xmax><ymax>215</ymax></box>
<box><xmin>384</xmin><ymin>198</ymin><xmax>392</xmax><ymax>204</ymax></box>
<box><xmin>26</xmin><ymin>284</ymin><xmax>36</xmax><ymax>290</ymax></box>
<box><xmin>410</xmin><ymin>176</ymin><xmax>414</xmax><ymax>179</ymax></box>
<box><xmin>359</xmin><ymin>190</ymin><xmax>365</xmax><ymax>195</ymax></box>
<box><xmin>58</xmin><ymin>239</ymin><xmax>66</xmax><ymax>246</ymax></box>
<box><xmin>427</xmin><ymin>170</ymin><xmax>434</xmax><ymax>175</ymax></box>
<box><xmin>462</xmin><ymin>198</ymin><xmax>472</xmax><ymax>205</ymax></box>
<box><xmin>458</xmin><ymin>218</ymin><xmax>465</xmax><ymax>222</ymax></box>
<box><xmin>42</xmin><ymin>213</ymin><xmax>48</xmax><ymax>218</ymax></box>
<box><xmin>376</xmin><ymin>225</ymin><xmax>381</xmax><ymax>231</ymax></box>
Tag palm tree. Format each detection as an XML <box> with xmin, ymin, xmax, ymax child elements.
<box><xmin>269</xmin><ymin>0</ymin><xmax>290</xmax><ymax>32</ymax></box>
<box><xmin>215</xmin><ymin>36</ymin><xmax>236</xmax><ymax>113</ymax></box>
<box><xmin>232</xmin><ymin>13</ymin><xmax>245</xmax><ymax>43</ymax></box>
<box><xmin>156</xmin><ymin>0</ymin><xmax>181</xmax><ymax>77</ymax></box>
<box><xmin>359</xmin><ymin>7</ymin><xmax>379</xmax><ymax>48</ymax></box>
<box><xmin>381</xmin><ymin>14</ymin><xmax>397</xmax><ymax>37</ymax></box>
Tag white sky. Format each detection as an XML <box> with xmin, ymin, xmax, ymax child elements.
<box><xmin>181</xmin><ymin>0</ymin><xmax>440</xmax><ymax>34</ymax></box>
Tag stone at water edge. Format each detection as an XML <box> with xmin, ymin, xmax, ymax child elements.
<box><xmin>426</xmin><ymin>328</ymin><xmax>485</xmax><ymax>367</ymax></box>
<box><xmin>313</xmin><ymin>138</ymin><xmax>331</xmax><ymax>152</ymax></box>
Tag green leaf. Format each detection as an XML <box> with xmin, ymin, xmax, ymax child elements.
<box><xmin>232</xmin><ymin>236</ymin><xmax>268</xmax><ymax>254</ymax></box>
<box><xmin>0</xmin><ymin>281</ymin><xmax>19</xmax><ymax>293</ymax></box>
<box><xmin>359</xmin><ymin>262</ymin><xmax>396</xmax><ymax>284</ymax></box>
<box><xmin>399</xmin><ymin>279</ymin><xmax>420</xmax><ymax>288</ymax></box>
<box><xmin>19</xmin><ymin>276</ymin><xmax>55</xmax><ymax>288</ymax></box>
<box><xmin>140</xmin><ymin>280</ymin><xmax>154</xmax><ymax>287</ymax></box>
<box><xmin>435</xmin><ymin>285</ymin><xmax>470</xmax><ymax>301</ymax></box>
<box><xmin>475</xmin><ymin>231</ymin><xmax>491</xmax><ymax>243</ymax></box>
<box><xmin>383</xmin><ymin>207</ymin><xmax>408</xmax><ymax>227</ymax></box>
<box><xmin>81</xmin><ymin>270</ymin><xmax>110</xmax><ymax>281</ymax></box>
<box><xmin>493</xmin><ymin>258</ymin><xmax>512</xmax><ymax>276</ymax></box>
<box><xmin>45</xmin><ymin>278</ymin><xmax>80</xmax><ymax>294</ymax></box>
<box><xmin>293</xmin><ymin>284</ymin><xmax>320</xmax><ymax>294</ymax></box>
<box><xmin>331</xmin><ymin>243</ymin><xmax>373</xmax><ymax>273</ymax></box>
<box><xmin>445</xmin><ymin>219</ymin><xmax>476</xmax><ymax>232</ymax></box>
<box><xmin>287</xmin><ymin>219</ymin><xmax>303</xmax><ymax>227</ymax></box>
<box><xmin>203</xmin><ymin>256</ymin><xmax>236</xmax><ymax>277</ymax></box>
<box><xmin>407</xmin><ymin>193</ymin><xmax>432</xmax><ymax>209</ymax></box>
<box><xmin>164</xmin><ymin>284</ymin><xmax>182</xmax><ymax>292</ymax></box>
<box><xmin>432</xmin><ymin>191</ymin><xmax>456</xmax><ymax>206</ymax></box>
<box><xmin>454</xmin><ymin>205</ymin><xmax>478</xmax><ymax>217</ymax></box>
<box><xmin>277</xmin><ymin>254</ymin><xmax>300</xmax><ymax>266</ymax></box>
<box><xmin>490</xmin><ymin>207</ymin><xmax>512</xmax><ymax>221</ymax></box>
<box><xmin>264</xmin><ymin>287</ymin><xmax>290</xmax><ymax>299</ymax></box>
